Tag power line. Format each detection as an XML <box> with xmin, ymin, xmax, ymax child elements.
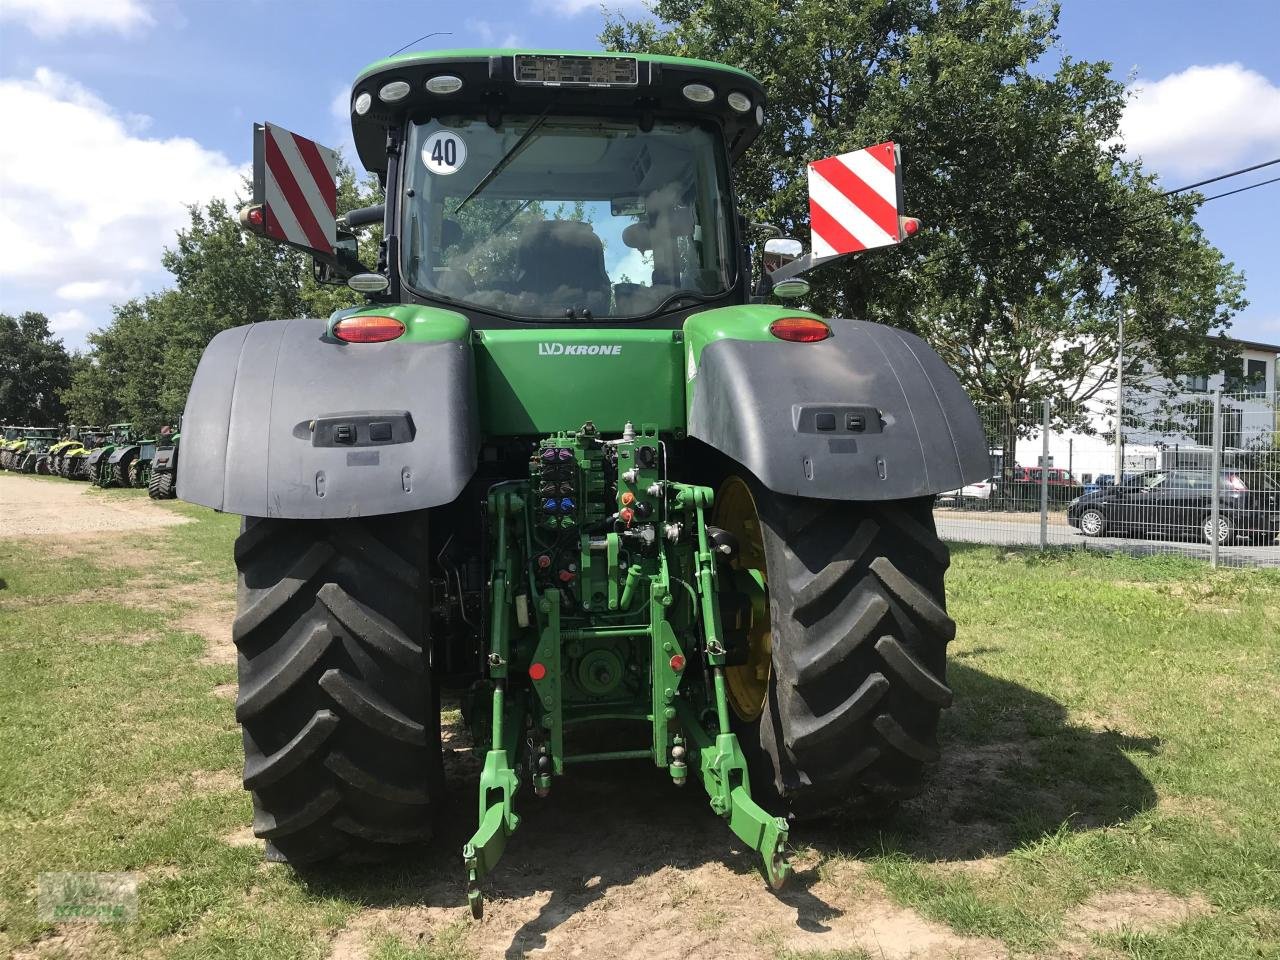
<box><xmin>1162</xmin><ymin>157</ymin><xmax>1280</xmax><ymax>196</ymax></box>
<box><xmin>387</xmin><ymin>31</ymin><xmax>452</xmax><ymax>58</ymax></box>
<box><xmin>1197</xmin><ymin>174</ymin><xmax>1280</xmax><ymax>204</ymax></box>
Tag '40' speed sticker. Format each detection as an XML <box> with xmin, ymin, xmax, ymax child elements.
<box><xmin>421</xmin><ymin>131</ymin><xmax>467</xmax><ymax>175</ymax></box>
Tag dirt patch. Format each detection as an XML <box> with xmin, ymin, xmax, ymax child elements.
<box><xmin>316</xmin><ymin>728</ymin><xmax>1010</xmax><ymax>960</ymax></box>
<box><xmin>323</xmin><ymin>862</ymin><xmax>1008</xmax><ymax>960</ymax></box>
<box><xmin>1065</xmin><ymin>886</ymin><xmax>1211</xmax><ymax>936</ymax></box>
<box><xmin>10</xmin><ymin>926</ymin><xmax>105</xmax><ymax>960</ymax></box>
<box><xmin>212</xmin><ymin>683</ymin><xmax>237</xmax><ymax>700</ymax></box>
<box><xmin>222</xmin><ymin>826</ymin><xmax>260</xmax><ymax>848</ymax></box>
<box><xmin>0</xmin><ymin>474</ymin><xmax>190</xmax><ymax>537</ymax></box>
<box><xmin>189</xmin><ymin>769</ymin><xmax>239</xmax><ymax>794</ymax></box>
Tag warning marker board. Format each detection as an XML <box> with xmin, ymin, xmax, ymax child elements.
<box><xmin>807</xmin><ymin>142</ymin><xmax>905</xmax><ymax>259</ymax></box>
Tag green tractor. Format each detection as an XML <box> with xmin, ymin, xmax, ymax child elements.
<box><xmin>105</xmin><ymin>424</ymin><xmax>171</xmax><ymax>488</ymax></box>
<box><xmin>147</xmin><ymin>425</ymin><xmax>180</xmax><ymax>499</ymax></box>
<box><xmin>180</xmin><ymin>49</ymin><xmax>987</xmax><ymax>915</ymax></box>
<box><xmin>88</xmin><ymin>423</ymin><xmax>137</xmax><ymax>487</ymax></box>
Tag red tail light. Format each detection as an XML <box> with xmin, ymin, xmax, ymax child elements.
<box><xmin>1226</xmin><ymin>474</ymin><xmax>1248</xmax><ymax>492</ymax></box>
<box><xmin>332</xmin><ymin>315</ymin><xmax>405</xmax><ymax>343</ymax></box>
<box><xmin>769</xmin><ymin>317</ymin><xmax>831</xmax><ymax>343</ymax></box>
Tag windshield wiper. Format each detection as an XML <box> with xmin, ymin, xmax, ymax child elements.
<box><xmin>453</xmin><ymin>103</ymin><xmax>556</xmax><ymax>216</ymax></box>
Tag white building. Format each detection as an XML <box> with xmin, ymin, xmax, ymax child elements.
<box><xmin>1013</xmin><ymin>337</ymin><xmax>1279</xmax><ymax>482</ymax></box>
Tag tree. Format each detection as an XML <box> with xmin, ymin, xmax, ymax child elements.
<box><xmin>60</xmin><ymin>293</ymin><xmax>180</xmax><ymax>432</ymax></box>
<box><xmin>603</xmin><ymin>0</ymin><xmax>1246</xmax><ymax>463</ymax></box>
<box><xmin>0</xmin><ymin>311</ymin><xmax>73</xmax><ymax>425</ymax></box>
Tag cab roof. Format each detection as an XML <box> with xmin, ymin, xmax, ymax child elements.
<box><xmin>349</xmin><ymin>48</ymin><xmax>767</xmax><ymax>177</ymax></box>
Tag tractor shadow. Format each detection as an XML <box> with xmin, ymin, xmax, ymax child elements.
<box><xmin>296</xmin><ymin>669</ymin><xmax>1157</xmax><ymax>955</ymax></box>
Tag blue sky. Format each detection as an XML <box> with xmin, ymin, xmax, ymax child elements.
<box><xmin>1</xmin><ymin>0</ymin><xmax>1277</xmax><ymax>349</ymax></box>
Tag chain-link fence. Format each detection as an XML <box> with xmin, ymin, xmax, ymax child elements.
<box><xmin>934</xmin><ymin>391</ymin><xmax>1280</xmax><ymax>568</ymax></box>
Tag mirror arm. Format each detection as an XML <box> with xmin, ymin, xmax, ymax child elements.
<box><xmin>768</xmin><ymin>250</ymin><xmax>854</xmax><ymax>284</ymax></box>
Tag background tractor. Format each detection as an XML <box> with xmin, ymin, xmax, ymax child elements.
<box><xmin>88</xmin><ymin>423</ymin><xmax>137</xmax><ymax>487</ymax></box>
<box><xmin>50</xmin><ymin>428</ymin><xmax>97</xmax><ymax>479</ymax></box>
<box><xmin>0</xmin><ymin>426</ymin><xmax>24</xmax><ymax>470</ymax></box>
<box><xmin>61</xmin><ymin>427</ymin><xmax>107</xmax><ymax>480</ymax></box>
<box><xmin>179</xmin><ymin>49</ymin><xmax>987</xmax><ymax>915</ymax></box>
<box><xmin>14</xmin><ymin>427</ymin><xmax>59</xmax><ymax>474</ymax></box>
<box><xmin>147</xmin><ymin>426</ymin><xmax>180</xmax><ymax>499</ymax></box>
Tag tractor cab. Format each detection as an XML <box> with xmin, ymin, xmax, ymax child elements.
<box><xmin>354</xmin><ymin>52</ymin><xmax>763</xmax><ymax>324</ymax></box>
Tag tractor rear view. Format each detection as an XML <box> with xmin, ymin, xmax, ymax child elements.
<box><xmin>179</xmin><ymin>49</ymin><xmax>987</xmax><ymax>915</ymax></box>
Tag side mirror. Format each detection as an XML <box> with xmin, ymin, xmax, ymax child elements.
<box><xmin>763</xmin><ymin>237</ymin><xmax>803</xmax><ymax>269</ymax></box>
<box><xmin>312</xmin><ymin>231</ymin><xmax>361</xmax><ymax>286</ymax></box>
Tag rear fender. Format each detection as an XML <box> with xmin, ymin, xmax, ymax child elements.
<box><xmin>108</xmin><ymin>445</ymin><xmax>138</xmax><ymax>465</ymax></box>
<box><xmin>684</xmin><ymin>306</ymin><xmax>988</xmax><ymax>500</ymax></box>
<box><xmin>178</xmin><ymin>309</ymin><xmax>479</xmax><ymax>519</ymax></box>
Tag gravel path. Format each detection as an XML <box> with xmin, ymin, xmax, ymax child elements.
<box><xmin>0</xmin><ymin>474</ymin><xmax>190</xmax><ymax>536</ymax></box>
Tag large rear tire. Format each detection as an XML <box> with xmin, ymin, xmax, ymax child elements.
<box><xmin>716</xmin><ymin>476</ymin><xmax>954</xmax><ymax>819</ymax></box>
<box><xmin>233</xmin><ymin>515</ymin><xmax>442</xmax><ymax>864</ymax></box>
<box><xmin>112</xmin><ymin>458</ymin><xmax>133</xmax><ymax>487</ymax></box>
<box><xmin>148</xmin><ymin>469</ymin><xmax>174</xmax><ymax>499</ymax></box>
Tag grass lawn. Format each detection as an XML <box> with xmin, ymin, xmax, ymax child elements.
<box><xmin>1</xmin><ymin>491</ymin><xmax>1277</xmax><ymax>959</ymax></box>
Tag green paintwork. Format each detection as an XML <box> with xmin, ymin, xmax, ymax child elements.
<box><xmin>474</xmin><ymin>328</ymin><xmax>685</xmax><ymax>435</ymax></box>
<box><xmin>355</xmin><ymin>48</ymin><xmax>761</xmax><ymax>88</ymax></box>
<box><xmin>328</xmin><ymin>303</ymin><xmax>472</xmax><ymax>343</ymax></box>
<box><xmin>682</xmin><ymin>303</ymin><xmax>826</xmax><ymax>372</ymax></box>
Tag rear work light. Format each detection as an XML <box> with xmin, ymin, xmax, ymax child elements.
<box><xmin>769</xmin><ymin>317</ymin><xmax>831</xmax><ymax>343</ymax></box>
<box><xmin>332</xmin><ymin>315</ymin><xmax>405</xmax><ymax>343</ymax></box>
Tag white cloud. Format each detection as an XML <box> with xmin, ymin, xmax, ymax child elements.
<box><xmin>1121</xmin><ymin>63</ymin><xmax>1280</xmax><ymax>178</ymax></box>
<box><xmin>0</xmin><ymin>0</ymin><xmax>153</xmax><ymax>37</ymax></box>
<box><xmin>466</xmin><ymin>18</ymin><xmax>524</xmax><ymax>48</ymax></box>
<box><xmin>49</xmin><ymin>308</ymin><xmax>89</xmax><ymax>334</ymax></box>
<box><xmin>0</xmin><ymin>68</ymin><xmax>245</xmax><ymax>337</ymax></box>
<box><xmin>55</xmin><ymin>279</ymin><xmax>141</xmax><ymax>302</ymax></box>
<box><xmin>531</xmin><ymin>0</ymin><xmax>646</xmax><ymax>18</ymax></box>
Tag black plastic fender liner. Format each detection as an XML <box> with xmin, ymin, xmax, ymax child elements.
<box><xmin>108</xmin><ymin>444</ymin><xmax>138</xmax><ymax>465</ymax></box>
<box><xmin>688</xmin><ymin>319</ymin><xmax>989</xmax><ymax>500</ymax></box>
<box><xmin>178</xmin><ymin>318</ymin><xmax>479</xmax><ymax>519</ymax></box>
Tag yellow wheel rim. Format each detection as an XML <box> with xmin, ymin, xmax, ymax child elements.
<box><xmin>714</xmin><ymin>476</ymin><xmax>772</xmax><ymax>723</ymax></box>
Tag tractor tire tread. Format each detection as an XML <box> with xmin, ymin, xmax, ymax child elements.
<box><xmin>235</xmin><ymin>516</ymin><xmax>440</xmax><ymax>864</ymax></box>
<box><xmin>742</xmin><ymin>485</ymin><xmax>954</xmax><ymax>818</ymax></box>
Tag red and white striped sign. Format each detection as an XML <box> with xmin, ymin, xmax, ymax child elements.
<box><xmin>262</xmin><ymin>122</ymin><xmax>337</xmax><ymax>255</ymax></box>
<box><xmin>807</xmin><ymin>142</ymin><xmax>903</xmax><ymax>259</ymax></box>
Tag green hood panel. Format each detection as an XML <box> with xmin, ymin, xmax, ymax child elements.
<box><xmin>475</xmin><ymin>329</ymin><xmax>685</xmax><ymax>435</ymax></box>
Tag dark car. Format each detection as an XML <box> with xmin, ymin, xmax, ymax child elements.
<box><xmin>1067</xmin><ymin>469</ymin><xmax>1280</xmax><ymax>545</ymax></box>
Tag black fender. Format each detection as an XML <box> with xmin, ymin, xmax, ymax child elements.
<box><xmin>152</xmin><ymin>446</ymin><xmax>176</xmax><ymax>473</ymax></box>
<box><xmin>688</xmin><ymin>318</ymin><xmax>989</xmax><ymax>500</ymax></box>
<box><xmin>108</xmin><ymin>444</ymin><xmax>139</xmax><ymax>465</ymax></box>
<box><xmin>86</xmin><ymin>449</ymin><xmax>109</xmax><ymax>468</ymax></box>
<box><xmin>178</xmin><ymin>318</ymin><xmax>479</xmax><ymax>519</ymax></box>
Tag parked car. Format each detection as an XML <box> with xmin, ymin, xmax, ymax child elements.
<box><xmin>1004</xmin><ymin>466</ymin><xmax>1083</xmax><ymax>505</ymax></box>
<box><xmin>1067</xmin><ymin>469</ymin><xmax>1280</xmax><ymax>545</ymax></box>
<box><xmin>938</xmin><ymin>476</ymin><xmax>997</xmax><ymax>505</ymax></box>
